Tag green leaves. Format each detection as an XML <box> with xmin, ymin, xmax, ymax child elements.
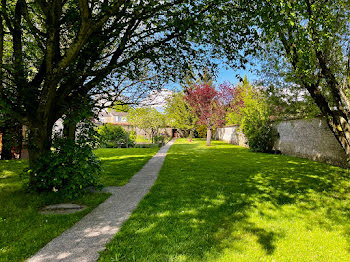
<box><xmin>98</xmin><ymin>124</ymin><xmax>134</xmax><ymax>148</ymax></box>
<box><xmin>226</xmin><ymin>79</ymin><xmax>277</xmax><ymax>152</ymax></box>
<box><xmin>23</xmin><ymin>120</ymin><xmax>103</xmax><ymax>198</ymax></box>
<box><xmin>127</xmin><ymin>107</ymin><xmax>166</xmax><ymax>142</ymax></box>
<box><xmin>165</xmin><ymin>92</ymin><xmax>197</xmax><ymax>131</ymax></box>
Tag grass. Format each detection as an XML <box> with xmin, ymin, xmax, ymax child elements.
<box><xmin>94</xmin><ymin>147</ymin><xmax>159</xmax><ymax>186</ymax></box>
<box><xmin>99</xmin><ymin>138</ymin><xmax>350</xmax><ymax>262</ymax></box>
<box><xmin>134</xmin><ymin>135</ymin><xmax>150</xmax><ymax>143</ymax></box>
<box><xmin>0</xmin><ymin>159</ymin><xmax>110</xmax><ymax>261</ymax></box>
<box><xmin>0</xmin><ymin>147</ymin><xmax>158</xmax><ymax>261</ymax></box>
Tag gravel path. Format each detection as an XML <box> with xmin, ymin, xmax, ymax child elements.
<box><xmin>27</xmin><ymin>139</ymin><xmax>175</xmax><ymax>262</ymax></box>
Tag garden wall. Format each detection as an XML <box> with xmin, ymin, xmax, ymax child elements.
<box><xmin>119</xmin><ymin>125</ymin><xmax>173</xmax><ymax>138</ymax></box>
<box><xmin>215</xmin><ymin>117</ymin><xmax>348</xmax><ymax>167</ymax></box>
<box><xmin>214</xmin><ymin>125</ymin><xmax>248</xmax><ymax>148</ymax></box>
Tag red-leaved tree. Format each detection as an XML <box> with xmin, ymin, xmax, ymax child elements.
<box><xmin>185</xmin><ymin>82</ymin><xmax>235</xmax><ymax>146</ymax></box>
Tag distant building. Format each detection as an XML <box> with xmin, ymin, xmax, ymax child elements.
<box><xmin>98</xmin><ymin>110</ymin><xmax>129</xmax><ymax>125</ymax></box>
<box><xmin>96</xmin><ymin>89</ymin><xmax>177</xmax><ymax>138</ymax></box>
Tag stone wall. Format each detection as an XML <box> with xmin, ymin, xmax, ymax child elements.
<box><xmin>119</xmin><ymin>125</ymin><xmax>173</xmax><ymax>138</ymax></box>
<box><xmin>215</xmin><ymin>118</ymin><xmax>348</xmax><ymax>167</ymax></box>
<box><xmin>214</xmin><ymin>125</ymin><xmax>248</xmax><ymax>148</ymax></box>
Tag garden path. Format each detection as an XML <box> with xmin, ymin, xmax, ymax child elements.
<box><xmin>27</xmin><ymin>139</ymin><xmax>175</xmax><ymax>262</ymax></box>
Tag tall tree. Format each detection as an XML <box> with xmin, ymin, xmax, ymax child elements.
<box><xmin>235</xmin><ymin>0</ymin><xmax>350</xmax><ymax>160</ymax></box>
<box><xmin>185</xmin><ymin>83</ymin><xmax>228</xmax><ymax>146</ymax></box>
<box><xmin>0</xmin><ymin>1</ymin><xmax>252</xmax><ymax>178</ymax></box>
<box><xmin>127</xmin><ymin>107</ymin><xmax>165</xmax><ymax>143</ymax></box>
<box><xmin>165</xmin><ymin>92</ymin><xmax>197</xmax><ymax>138</ymax></box>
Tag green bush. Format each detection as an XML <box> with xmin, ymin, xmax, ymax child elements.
<box><xmin>240</xmin><ymin>86</ymin><xmax>277</xmax><ymax>153</ymax></box>
<box><xmin>24</xmin><ymin>127</ymin><xmax>102</xmax><ymax>198</ymax></box>
<box><xmin>134</xmin><ymin>143</ymin><xmax>161</xmax><ymax>148</ymax></box>
<box><xmin>195</xmin><ymin>125</ymin><xmax>206</xmax><ymax>138</ymax></box>
<box><xmin>194</xmin><ymin>125</ymin><xmax>216</xmax><ymax>139</ymax></box>
<box><xmin>154</xmin><ymin>135</ymin><xmax>165</xmax><ymax>144</ymax></box>
<box><xmin>243</xmin><ymin>120</ymin><xmax>277</xmax><ymax>153</ymax></box>
<box><xmin>129</xmin><ymin>131</ymin><xmax>136</xmax><ymax>141</ymax></box>
<box><xmin>98</xmin><ymin>123</ymin><xmax>134</xmax><ymax>148</ymax></box>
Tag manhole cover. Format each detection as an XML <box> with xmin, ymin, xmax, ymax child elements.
<box><xmin>40</xmin><ymin>203</ymin><xmax>87</xmax><ymax>214</ymax></box>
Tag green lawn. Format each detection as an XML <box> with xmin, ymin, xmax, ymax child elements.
<box><xmin>99</xmin><ymin>138</ymin><xmax>350</xmax><ymax>262</ymax></box>
<box><xmin>0</xmin><ymin>159</ymin><xmax>109</xmax><ymax>261</ymax></box>
<box><xmin>0</xmin><ymin>147</ymin><xmax>158</xmax><ymax>261</ymax></box>
<box><xmin>134</xmin><ymin>135</ymin><xmax>150</xmax><ymax>143</ymax></box>
<box><xmin>94</xmin><ymin>147</ymin><xmax>159</xmax><ymax>186</ymax></box>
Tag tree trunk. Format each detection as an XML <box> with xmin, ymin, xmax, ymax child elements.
<box><xmin>17</xmin><ymin>125</ymin><xmax>23</xmax><ymax>159</ymax></box>
<box><xmin>27</xmin><ymin>119</ymin><xmax>55</xmax><ymax>169</ymax></box>
<box><xmin>206</xmin><ymin>127</ymin><xmax>212</xmax><ymax>146</ymax></box>
<box><xmin>0</xmin><ymin>119</ymin><xmax>23</xmax><ymax>160</ymax></box>
<box><xmin>1</xmin><ymin>128</ymin><xmax>13</xmax><ymax>160</ymax></box>
<box><xmin>189</xmin><ymin>129</ymin><xmax>193</xmax><ymax>139</ymax></box>
<box><xmin>63</xmin><ymin>121</ymin><xmax>76</xmax><ymax>140</ymax></box>
<box><xmin>307</xmin><ymin>84</ymin><xmax>350</xmax><ymax>159</ymax></box>
<box><xmin>278</xmin><ymin>28</ymin><xmax>350</xmax><ymax>163</ymax></box>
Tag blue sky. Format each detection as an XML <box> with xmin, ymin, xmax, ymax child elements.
<box><xmin>216</xmin><ymin>66</ymin><xmax>259</xmax><ymax>85</ymax></box>
<box><xmin>168</xmin><ymin>64</ymin><xmax>260</xmax><ymax>91</ymax></box>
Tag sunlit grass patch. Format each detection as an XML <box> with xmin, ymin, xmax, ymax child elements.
<box><xmin>94</xmin><ymin>147</ymin><xmax>159</xmax><ymax>186</ymax></box>
<box><xmin>134</xmin><ymin>135</ymin><xmax>150</xmax><ymax>143</ymax></box>
<box><xmin>99</xmin><ymin>138</ymin><xmax>350</xmax><ymax>262</ymax></box>
<box><xmin>0</xmin><ymin>159</ymin><xmax>109</xmax><ymax>261</ymax></box>
<box><xmin>1</xmin><ymin>147</ymin><xmax>158</xmax><ymax>261</ymax></box>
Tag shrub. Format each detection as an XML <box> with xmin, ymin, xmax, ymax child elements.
<box><xmin>243</xmin><ymin>119</ymin><xmax>277</xmax><ymax>153</ymax></box>
<box><xmin>24</xmin><ymin>122</ymin><xmax>102</xmax><ymax>198</ymax></box>
<box><xmin>129</xmin><ymin>131</ymin><xmax>136</xmax><ymax>141</ymax></box>
<box><xmin>195</xmin><ymin>125</ymin><xmax>207</xmax><ymax>138</ymax></box>
<box><xmin>195</xmin><ymin>125</ymin><xmax>216</xmax><ymax>139</ymax></box>
<box><xmin>241</xmin><ymin>87</ymin><xmax>277</xmax><ymax>152</ymax></box>
<box><xmin>134</xmin><ymin>143</ymin><xmax>161</xmax><ymax>148</ymax></box>
<box><xmin>226</xmin><ymin>78</ymin><xmax>277</xmax><ymax>153</ymax></box>
<box><xmin>98</xmin><ymin>124</ymin><xmax>134</xmax><ymax>148</ymax></box>
<box><xmin>154</xmin><ymin>135</ymin><xmax>165</xmax><ymax>145</ymax></box>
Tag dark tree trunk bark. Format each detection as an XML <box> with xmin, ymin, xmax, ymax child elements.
<box><xmin>27</xmin><ymin>117</ymin><xmax>55</xmax><ymax>170</ymax></box>
<box><xmin>206</xmin><ymin>127</ymin><xmax>212</xmax><ymax>146</ymax></box>
<box><xmin>63</xmin><ymin>121</ymin><xmax>76</xmax><ymax>140</ymax></box>
<box><xmin>17</xmin><ymin>126</ymin><xmax>22</xmax><ymax>159</ymax></box>
<box><xmin>1</xmin><ymin>128</ymin><xmax>13</xmax><ymax>160</ymax></box>
<box><xmin>0</xmin><ymin>120</ymin><xmax>23</xmax><ymax>160</ymax></box>
<box><xmin>306</xmin><ymin>83</ymin><xmax>350</xmax><ymax>159</ymax></box>
<box><xmin>278</xmin><ymin>27</ymin><xmax>350</xmax><ymax>163</ymax></box>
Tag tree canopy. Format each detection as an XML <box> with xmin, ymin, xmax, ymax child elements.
<box><xmin>127</xmin><ymin>107</ymin><xmax>166</xmax><ymax>143</ymax></box>
<box><xmin>0</xmin><ymin>0</ymin><xmax>254</xmax><ymax>171</ymax></box>
<box><xmin>240</xmin><ymin>0</ymin><xmax>350</xmax><ymax>159</ymax></box>
<box><xmin>165</xmin><ymin>92</ymin><xmax>197</xmax><ymax>136</ymax></box>
<box><xmin>185</xmin><ymin>81</ymin><xmax>234</xmax><ymax>146</ymax></box>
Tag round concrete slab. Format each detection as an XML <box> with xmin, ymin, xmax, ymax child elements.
<box><xmin>40</xmin><ymin>203</ymin><xmax>87</xmax><ymax>215</ymax></box>
<box><xmin>28</xmin><ymin>139</ymin><xmax>175</xmax><ymax>262</ymax></box>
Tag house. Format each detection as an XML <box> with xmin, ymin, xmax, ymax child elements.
<box><xmin>98</xmin><ymin>110</ymin><xmax>130</xmax><ymax>125</ymax></box>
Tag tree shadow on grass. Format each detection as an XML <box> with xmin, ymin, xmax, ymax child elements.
<box><xmin>99</xmin><ymin>139</ymin><xmax>350</xmax><ymax>261</ymax></box>
<box><xmin>100</xmin><ymin>155</ymin><xmax>156</xmax><ymax>187</ymax></box>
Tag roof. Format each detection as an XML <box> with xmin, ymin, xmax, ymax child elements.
<box><xmin>113</xmin><ymin>122</ymin><xmax>132</xmax><ymax>126</ymax></box>
<box><xmin>109</xmin><ymin>110</ymin><xmax>128</xmax><ymax>116</ymax></box>
<box><xmin>99</xmin><ymin>110</ymin><xmax>128</xmax><ymax>117</ymax></box>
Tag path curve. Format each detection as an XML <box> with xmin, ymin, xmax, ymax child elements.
<box><xmin>27</xmin><ymin>139</ymin><xmax>175</xmax><ymax>262</ymax></box>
